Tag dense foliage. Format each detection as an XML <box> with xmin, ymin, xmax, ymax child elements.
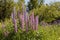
<box><xmin>31</xmin><ymin>2</ymin><xmax>60</xmax><ymax>22</ymax></box>
<box><xmin>27</xmin><ymin>0</ymin><xmax>44</xmax><ymax>11</ymax></box>
<box><xmin>0</xmin><ymin>0</ymin><xmax>14</xmax><ymax>21</ymax></box>
<box><xmin>0</xmin><ymin>20</ymin><xmax>60</xmax><ymax>40</ymax></box>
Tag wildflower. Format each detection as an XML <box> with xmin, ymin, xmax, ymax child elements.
<box><xmin>22</xmin><ymin>2</ymin><xmax>29</xmax><ymax>31</ymax></box>
<box><xmin>35</xmin><ymin>16</ymin><xmax>39</xmax><ymax>30</ymax></box>
<box><xmin>17</xmin><ymin>10</ymin><xmax>22</xmax><ymax>27</ymax></box>
<box><xmin>2</xmin><ymin>22</ymin><xmax>5</xmax><ymax>30</ymax></box>
<box><xmin>25</xmin><ymin>12</ymin><xmax>29</xmax><ymax>32</ymax></box>
<box><xmin>31</xmin><ymin>12</ymin><xmax>35</xmax><ymax>30</ymax></box>
<box><xmin>29</xmin><ymin>15</ymin><xmax>33</xmax><ymax>29</ymax></box>
<box><xmin>20</xmin><ymin>14</ymin><xmax>25</xmax><ymax>31</ymax></box>
<box><xmin>11</xmin><ymin>7</ymin><xmax>17</xmax><ymax>33</ymax></box>
<box><xmin>4</xmin><ymin>31</ymin><xmax>9</xmax><ymax>37</ymax></box>
<box><xmin>29</xmin><ymin>12</ymin><xmax>35</xmax><ymax>30</ymax></box>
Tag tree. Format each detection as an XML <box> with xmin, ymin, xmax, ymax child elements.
<box><xmin>31</xmin><ymin>2</ymin><xmax>60</xmax><ymax>23</ymax></box>
<box><xmin>17</xmin><ymin>0</ymin><xmax>25</xmax><ymax>12</ymax></box>
<box><xmin>27</xmin><ymin>0</ymin><xmax>44</xmax><ymax>11</ymax></box>
<box><xmin>48</xmin><ymin>2</ymin><xmax>60</xmax><ymax>20</ymax></box>
<box><xmin>0</xmin><ymin>0</ymin><xmax>14</xmax><ymax>21</ymax></box>
<box><xmin>0</xmin><ymin>0</ymin><xmax>14</xmax><ymax>33</ymax></box>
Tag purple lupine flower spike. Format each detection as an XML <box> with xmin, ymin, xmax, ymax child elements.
<box><xmin>11</xmin><ymin>7</ymin><xmax>17</xmax><ymax>33</ymax></box>
<box><xmin>4</xmin><ymin>31</ymin><xmax>9</xmax><ymax>37</ymax></box>
<box><xmin>31</xmin><ymin>12</ymin><xmax>35</xmax><ymax>30</ymax></box>
<box><xmin>2</xmin><ymin>22</ymin><xmax>5</xmax><ymax>30</ymax></box>
<box><xmin>25</xmin><ymin>12</ymin><xmax>29</xmax><ymax>32</ymax></box>
<box><xmin>18</xmin><ymin>10</ymin><xmax>25</xmax><ymax>30</ymax></box>
<box><xmin>35</xmin><ymin>16</ymin><xmax>39</xmax><ymax>30</ymax></box>
<box><xmin>2</xmin><ymin>22</ymin><xmax>6</xmax><ymax>36</ymax></box>
<box><xmin>2</xmin><ymin>22</ymin><xmax>9</xmax><ymax>36</ymax></box>
<box><xmin>29</xmin><ymin>15</ymin><xmax>33</xmax><ymax>29</ymax></box>
<box><xmin>24</xmin><ymin>10</ymin><xmax>27</xmax><ymax>21</ymax></box>
<box><xmin>17</xmin><ymin>10</ymin><xmax>21</xmax><ymax>27</ymax></box>
<box><xmin>17</xmin><ymin>10</ymin><xmax>20</xmax><ymax>19</ymax></box>
<box><xmin>22</xmin><ymin>2</ymin><xmax>28</xmax><ymax>31</ymax></box>
<box><xmin>21</xmin><ymin>14</ymin><xmax>25</xmax><ymax>31</ymax></box>
<box><xmin>29</xmin><ymin>12</ymin><xmax>35</xmax><ymax>30</ymax></box>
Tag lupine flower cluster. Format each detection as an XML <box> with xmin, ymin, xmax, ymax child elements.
<box><xmin>29</xmin><ymin>12</ymin><xmax>39</xmax><ymax>30</ymax></box>
<box><xmin>17</xmin><ymin>10</ymin><xmax>39</xmax><ymax>31</ymax></box>
<box><xmin>11</xmin><ymin>7</ymin><xmax>17</xmax><ymax>33</ymax></box>
<box><xmin>20</xmin><ymin>14</ymin><xmax>25</xmax><ymax>31</ymax></box>
<box><xmin>35</xmin><ymin>16</ymin><xmax>39</xmax><ymax>30</ymax></box>
<box><xmin>11</xmin><ymin>5</ymin><xmax>39</xmax><ymax>32</ymax></box>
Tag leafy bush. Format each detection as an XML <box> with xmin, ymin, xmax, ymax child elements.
<box><xmin>31</xmin><ymin>2</ymin><xmax>60</xmax><ymax>23</ymax></box>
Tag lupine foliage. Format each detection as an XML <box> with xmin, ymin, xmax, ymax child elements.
<box><xmin>0</xmin><ymin>21</ymin><xmax>60</xmax><ymax>40</ymax></box>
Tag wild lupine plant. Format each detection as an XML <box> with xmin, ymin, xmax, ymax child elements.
<box><xmin>11</xmin><ymin>7</ymin><xmax>17</xmax><ymax>33</ymax></box>
<box><xmin>35</xmin><ymin>16</ymin><xmax>39</xmax><ymax>30</ymax></box>
<box><xmin>29</xmin><ymin>14</ymin><xmax>33</xmax><ymax>29</ymax></box>
<box><xmin>24</xmin><ymin>12</ymin><xmax>29</xmax><ymax>32</ymax></box>
<box><xmin>31</xmin><ymin>12</ymin><xmax>35</xmax><ymax>30</ymax></box>
<box><xmin>11</xmin><ymin>3</ymin><xmax>39</xmax><ymax>32</ymax></box>
<box><xmin>22</xmin><ymin>3</ymin><xmax>29</xmax><ymax>31</ymax></box>
<box><xmin>29</xmin><ymin>12</ymin><xmax>39</xmax><ymax>30</ymax></box>
<box><xmin>20</xmin><ymin>14</ymin><xmax>25</xmax><ymax>31</ymax></box>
